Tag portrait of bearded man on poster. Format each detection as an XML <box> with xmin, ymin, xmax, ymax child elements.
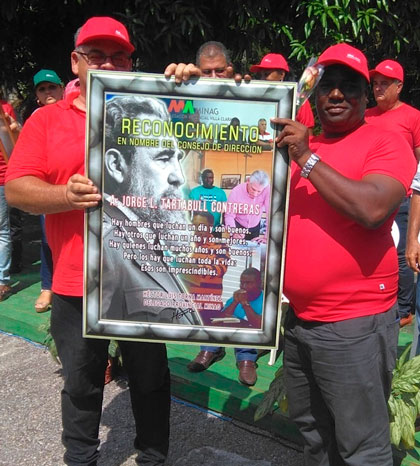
<box><xmin>100</xmin><ymin>94</ymin><xmax>202</xmax><ymax>325</ymax></box>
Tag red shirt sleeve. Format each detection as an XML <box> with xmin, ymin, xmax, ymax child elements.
<box><xmin>296</xmin><ymin>100</ymin><xmax>315</xmax><ymax>128</ymax></box>
<box><xmin>1</xmin><ymin>101</ymin><xmax>16</xmax><ymax>120</ymax></box>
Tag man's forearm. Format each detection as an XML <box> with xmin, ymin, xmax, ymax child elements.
<box><xmin>274</xmin><ymin>117</ymin><xmax>412</xmax><ymax>229</ymax></box>
<box><xmin>223</xmin><ymin>300</ymin><xmax>238</xmax><ymax>317</ymax></box>
<box><xmin>5</xmin><ymin>176</ymin><xmax>71</xmax><ymax>214</ymax></box>
<box><xmin>307</xmin><ymin>162</ymin><xmax>406</xmax><ymax>229</ymax></box>
<box><xmin>242</xmin><ymin>303</ymin><xmax>261</xmax><ymax>328</ymax></box>
<box><xmin>411</xmin><ymin>163</ymin><xmax>420</xmax><ymax>191</ymax></box>
<box><xmin>6</xmin><ymin>174</ymin><xmax>101</xmax><ymax>214</ymax></box>
<box><xmin>405</xmin><ymin>191</ymin><xmax>420</xmax><ymax>271</ymax></box>
<box><xmin>407</xmin><ymin>191</ymin><xmax>420</xmax><ymax>242</ymax></box>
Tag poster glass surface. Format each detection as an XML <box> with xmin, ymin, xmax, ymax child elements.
<box><xmin>84</xmin><ymin>70</ymin><xmax>295</xmax><ymax>349</ymax></box>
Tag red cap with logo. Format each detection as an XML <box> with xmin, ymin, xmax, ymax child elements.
<box><xmin>76</xmin><ymin>16</ymin><xmax>135</xmax><ymax>53</ymax></box>
<box><xmin>316</xmin><ymin>43</ymin><xmax>369</xmax><ymax>82</ymax></box>
<box><xmin>250</xmin><ymin>53</ymin><xmax>290</xmax><ymax>73</ymax></box>
<box><xmin>369</xmin><ymin>59</ymin><xmax>404</xmax><ymax>82</ymax></box>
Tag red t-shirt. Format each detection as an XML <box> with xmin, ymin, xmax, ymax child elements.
<box><xmin>0</xmin><ymin>101</ymin><xmax>17</xmax><ymax>185</ymax></box>
<box><xmin>6</xmin><ymin>96</ymin><xmax>86</xmax><ymax>296</ymax></box>
<box><xmin>283</xmin><ymin>124</ymin><xmax>416</xmax><ymax>322</ymax></box>
<box><xmin>296</xmin><ymin>100</ymin><xmax>315</xmax><ymax>129</ymax></box>
<box><xmin>365</xmin><ymin>103</ymin><xmax>420</xmax><ymax>150</ymax></box>
<box><xmin>365</xmin><ymin>103</ymin><xmax>420</xmax><ymax>196</ymax></box>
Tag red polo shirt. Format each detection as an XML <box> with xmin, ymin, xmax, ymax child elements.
<box><xmin>297</xmin><ymin>100</ymin><xmax>315</xmax><ymax>129</ymax></box>
<box><xmin>284</xmin><ymin>124</ymin><xmax>416</xmax><ymax>322</ymax></box>
<box><xmin>6</xmin><ymin>95</ymin><xmax>86</xmax><ymax>296</ymax></box>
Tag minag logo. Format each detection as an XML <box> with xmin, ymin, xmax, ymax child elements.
<box><xmin>168</xmin><ymin>99</ymin><xmax>195</xmax><ymax>114</ymax></box>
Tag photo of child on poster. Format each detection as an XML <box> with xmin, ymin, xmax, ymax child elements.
<box><xmin>100</xmin><ymin>93</ymin><xmax>274</xmax><ymax>330</ymax></box>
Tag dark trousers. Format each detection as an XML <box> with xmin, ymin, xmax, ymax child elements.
<box><xmin>9</xmin><ymin>207</ymin><xmax>23</xmax><ymax>269</ymax></box>
<box><xmin>40</xmin><ymin>215</ymin><xmax>53</xmax><ymax>289</ymax></box>
<box><xmin>395</xmin><ymin>197</ymin><xmax>415</xmax><ymax>318</ymax></box>
<box><xmin>50</xmin><ymin>294</ymin><xmax>170</xmax><ymax>466</ymax></box>
<box><xmin>284</xmin><ymin>304</ymin><xmax>399</xmax><ymax>466</ymax></box>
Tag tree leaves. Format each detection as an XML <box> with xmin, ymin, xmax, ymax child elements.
<box><xmin>389</xmin><ymin>345</ymin><xmax>420</xmax><ymax>451</ymax></box>
<box><xmin>254</xmin><ymin>342</ymin><xmax>420</xmax><ymax>452</ymax></box>
<box><xmin>1</xmin><ymin>1</ymin><xmax>420</xmax><ymax>108</ymax></box>
<box><xmin>254</xmin><ymin>364</ymin><xmax>288</xmax><ymax>421</ymax></box>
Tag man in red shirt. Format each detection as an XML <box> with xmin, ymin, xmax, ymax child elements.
<box><xmin>6</xmin><ymin>17</ymin><xmax>170</xmax><ymax>466</ymax></box>
<box><xmin>274</xmin><ymin>44</ymin><xmax>416</xmax><ymax>465</ymax></box>
<box><xmin>366</xmin><ymin>59</ymin><xmax>420</xmax><ymax>327</ymax></box>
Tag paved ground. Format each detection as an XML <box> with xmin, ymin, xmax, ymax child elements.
<box><xmin>0</xmin><ymin>332</ymin><xmax>303</xmax><ymax>466</ymax></box>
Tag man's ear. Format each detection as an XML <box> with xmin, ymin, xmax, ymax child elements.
<box><xmin>364</xmin><ymin>84</ymin><xmax>369</xmax><ymax>101</ymax></box>
<box><xmin>71</xmin><ymin>51</ymin><xmax>80</xmax><ymax>76</ymax></box>
<box><xmin>104</xmin><ymin>148</ymin><xmax>128</xmax><ymax>185</ymax></box>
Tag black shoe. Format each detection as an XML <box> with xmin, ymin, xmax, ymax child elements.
<box><xmin>10</xmin><ymin>263</ymin><xmax>22</xmax><ymax>274</ymax></box>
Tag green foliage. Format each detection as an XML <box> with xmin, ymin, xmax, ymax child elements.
<box><xmin>108</xmin><ymin>340</ymin><xmax>123</xmax><ymax>367</ymax></box>
<box><xmin>108</xmin><ymin>339</ymin><xmax>119</xmax><ymax>358</ymax></box>
<box><xmin>126</xmin><ymin>0</ymin><xmax>212</xmax><ymax>68</ymax></box>
<box><xmin>254</xmin><ymin>364</ymin><xmax>288</xmax><ymax>421</ymax></box>
<box><xmin>256</xmin><ymin>341</ymin><xmax>420</xmax><ymax>452</ymax></box>
<box><xmin>389</xmin><ymin>344</ymin><xmax>420</xmax><ymax>451</ymax></box>
<box><xmin>1</xmin><ymin>1</ymin><xmax>420</xmax><ymax>106</ymax></box>
<box><xmin>254</xmin><ymin>303</ymin><xmax>289</xmax><ymax>422</ymax></box>
<box><xmin>38</xmin><ymin>322</ymin><xmax>122</xmax><ymax>370</ymax></box>
<box><xmin>291</xmin><ymin>0</ymin><xmax>386</xmax><ymax>55</ymax></box>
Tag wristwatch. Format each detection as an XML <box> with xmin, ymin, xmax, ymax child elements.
<box><xmin>301</xmin><ymin>153</ymin><xmax>321</xmax><ymax>179</ymax></box>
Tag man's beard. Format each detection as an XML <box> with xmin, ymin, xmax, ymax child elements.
<box><xmin>128</xmin><ymin>179</ymin><xmax>189</xmax><ymax>249</ymax></box>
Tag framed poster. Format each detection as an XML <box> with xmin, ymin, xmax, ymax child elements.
<box><xmin>84</xmin><ymin>70</ymin><xmax>295</xmax><ymax>349</ymax></box>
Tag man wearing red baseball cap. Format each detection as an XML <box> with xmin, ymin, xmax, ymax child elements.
<box><xmin>250</xmin><ymin>53</ymin><xmax>315</xmax><ymax>132</ymax></box>
<box><xmin>5</xmin><ymin>17</ymin><xmax>170</xmax><ymax>466</ymax></box>
<box><xmin>274</xmin><ymin>43</ymin><xmax>416</xmax><ymax>465</ymax></box>
<box><xmin>366</xmin><ymin>59</ymin><xmax>420</xmax><ymax>329</ymax></box>
<box><xmin>365</xmin><ymin>59</ymin><xmax>420</xmax><ymax>151</ymax></box>
<box><xmin>249</xmin><ymin>53</ymin><xmax>290</xmax><ymax>80</ymax></box>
